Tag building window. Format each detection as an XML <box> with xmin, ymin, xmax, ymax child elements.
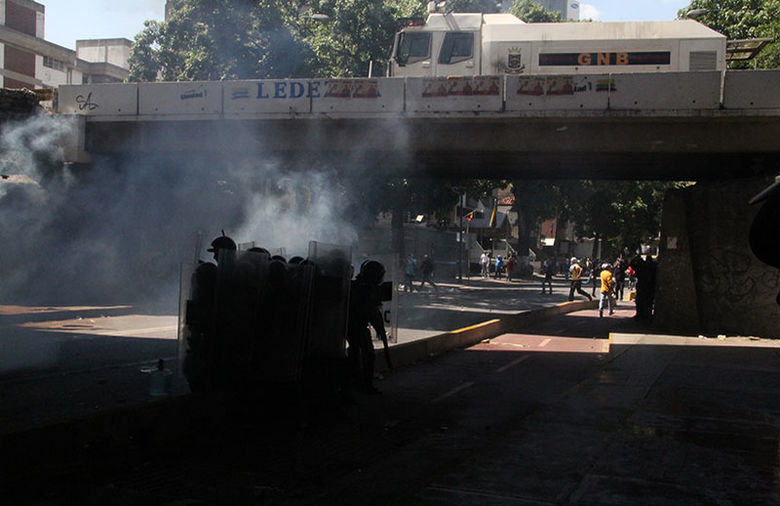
<box><xmin>43</xmin><ymin>56</ymin><xmax>65</xmax><ymax>71</ymax></box>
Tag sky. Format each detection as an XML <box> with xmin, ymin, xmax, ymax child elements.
<box><xmin>43</xmin><ymin>1</ymin><xmax>693</xmax><ymax>50</ymax></box>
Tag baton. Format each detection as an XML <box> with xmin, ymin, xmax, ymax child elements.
<box><xmin>381</xmin><ymin>332</ymin><xmax>393</xmax><ymax>370</ymax></box>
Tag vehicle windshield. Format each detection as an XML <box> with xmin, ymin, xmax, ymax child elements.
<box><xmin>396</xmin><ymin>32</ymin><xmax>431</xmax><ymax>65</ymax></box>
<box><xmin>439</xmin><ymin>32</ymin><xmax>474</xmax><ymax>64</ymax></box>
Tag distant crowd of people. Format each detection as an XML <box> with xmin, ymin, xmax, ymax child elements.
<box><xmin>404</xmin><ymin>254</ymin><xmax>439</xmax><ymax>293</ymax></box>
<box><xmin>479</xmin><ymin>250</ymin><xmax>519</xmax><ymax>281</ymax></box>
<box><xmin>545</xmin><ymin>249</ymin><xmax>657</xmax><ymax>321</ymax></box>
<box><xmin>402</xmin><ymin>247</ymin><xmax>659</xmax><ymax>322</ymax></box>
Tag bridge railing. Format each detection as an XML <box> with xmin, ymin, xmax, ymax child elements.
<box><xmin>55</xmin><ymin>70</ymin><xmax>780</xmax><ymax>119</ymax></box>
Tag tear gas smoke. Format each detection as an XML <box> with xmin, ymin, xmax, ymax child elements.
<box><xmin>0</xmin><ymin>115</ymin><xmax>359</xmax><ymax>311</ymax></box>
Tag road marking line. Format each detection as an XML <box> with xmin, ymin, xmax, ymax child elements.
<box><xmin>539</xmin><ymin>338</ymin><xmax>552</xmax><ymax>347</ymax></box>
<box><xmin>432</xmin><ymin>381</ymin><xmax>475</xmax><ymax>403</ymax></box>
<box><xmin>496</xmin><ymin>355</ymin><xmax>529</xmax><ymax>373</ymax></box>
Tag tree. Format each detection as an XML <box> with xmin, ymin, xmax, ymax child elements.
<box><xmin>301</xmin><ymin>0</ymin><xmax>400</xmax><ymax>77</ymax></box>
<box><xmin>128</xmin><ymin>0</ymin><xmax>312</xmax><ymax>82</ymax></box>
<box><xmin>678</xmin><ymin>0</ymin><xmax>780</xmax><ymax>69</ymax></box>
<box><xmin>558</xmin><ymin>181</ymin><xmax>682</xmax><ymax>259</ymax></box>
<box><xmin>386</xmin><ymin>0</ymin><xmax>502</xmax><ymax>15</ymax></box>
<box><xmin>509</xmin><ymin>0</ymin><xmax>562</xmax><ymax>22</ymax></box>
<box><xmin>448</xmin><ymin>0</ymin><xmax>502</xmax><ymax>12</ymax></box>
<box><xmin>509</xmin><ymin>180</ymin><xmax>559</xmax><ymax>275</ymax></box>
<box><xmin>127</xmin><ymin>21</ymin><xmax>162</xmax><ymax>82</ymax></box>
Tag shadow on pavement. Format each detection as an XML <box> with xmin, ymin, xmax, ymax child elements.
<box><xmin>5</xmin><ymin>332</ymin><xmax>779</xmax><ymax>505</ymax></box>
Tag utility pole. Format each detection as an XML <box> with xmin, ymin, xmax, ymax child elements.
<box><xmin>458</xmin><ymin>192</ymin><xmax>465</xmax><ymax>281</ymax></box>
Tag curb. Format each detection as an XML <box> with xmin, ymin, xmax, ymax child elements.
<box><xmin>376</xmin><ymin>299</ymin><xmax>599</xmax><ymax>372</ymax></box>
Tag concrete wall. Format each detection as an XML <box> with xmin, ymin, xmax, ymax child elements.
<box><xmin>76</xmin><ymin>40</ymin><xmax>131</xmax><ymax>69</ymax></box>
<box><xmin>656</xmin><ymin>179</ymin><xmax>780</xmax><ymax>337</ymax></box>
<box><xmin>55</xmin><ymin>71</ymin><xmax>780</xmax><ymax>118</ymax></box>
<box><xmin>36</xmin><ymin>56</ymin><xmax>74</xmax><ymax>86</ymax></box>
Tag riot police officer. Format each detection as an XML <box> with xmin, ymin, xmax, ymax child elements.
<box><xmin>347</xmin><ymin>260</ymin><xmax>389</xmax><ymax>395</ymax></box>
<box><xmin>183</xmin><ymin>233</ymin><xmax>236</xmax><ymax>392</ymax></box>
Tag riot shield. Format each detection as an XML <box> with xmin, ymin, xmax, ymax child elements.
<box><xmin>210</xmin><ymin>247</ymin><xmax>317</xmax><ymax>390</ymax></box>
<box><xmin>177</xmin><ymin>261</ymin><xmax>194</xmax><ymax>381</ymax></box>
<box><xmin>307</xmin><ymin>241</ymin><xmax>353</xmax><ymax>359</ymax></box>
<box><xmin>305</xmin><ymin>241</ymin><xmax>353</xmax><ymax>392</ymax></box>
<box><xmin>251</xmin><ymin>258</ymin><xmax>315</xmax><ymax>385</ymax></box>
<box><xmin>237</xmin><ymin>241</ymin><xmax>255</xmax><ymax>253</ymax></box>
<box><xmin>178</xmin><ymin>257</ymin><xmax>219</xmax><ymax>393</ymax></box>
<box><xmin>208</xmin><ymin>247</ymin><xmax>240</xmax><ymax>391</ymax></box>
<box><xmin>231</xmin><ymin>248</ymin><xmax>270</xmax><ymax>386</ymax></box>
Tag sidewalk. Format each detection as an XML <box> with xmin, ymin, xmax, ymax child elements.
<box><xmin>419</xmin><ymin>311</ymin><xmax>780</xmax><ymax>504</ymax></box>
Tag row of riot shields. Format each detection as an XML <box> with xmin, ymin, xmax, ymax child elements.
<box><xmin>177</xmin><ymin>241</ymin><xmax>354</xmax><ymax>396</ymax></box>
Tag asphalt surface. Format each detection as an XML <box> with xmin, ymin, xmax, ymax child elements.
<box><xmin>0</xmin><ymin>277</ymin><xmax>580</xmax><ymax>434</ymax></box>
<box><xmin>7</xmin><ymin>304</ymin><xmax>779</xmax><ymax>505</ymax></box>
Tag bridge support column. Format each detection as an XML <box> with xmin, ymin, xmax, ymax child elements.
<box><xmin>60</xmin><ymin>115</ymin><xmax>91</xmax><ymax>164</ymax></box>
<box><xmin>655</xmin><ymin>177</ymin><xmax>779</xmax><ymax>337</ymax></box>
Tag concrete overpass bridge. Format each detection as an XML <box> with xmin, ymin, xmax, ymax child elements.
<box><xmin>55</xmin><ymin>71</ymin><xmax>780</xmax><ymax>179</ymax></box>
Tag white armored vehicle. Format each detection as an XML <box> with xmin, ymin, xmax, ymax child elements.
<box><xmin>389</xmin><ymin>12</ymin><xmax>727</xmax><ymax>77</ymax></box>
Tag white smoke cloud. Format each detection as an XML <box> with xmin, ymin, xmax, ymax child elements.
<box><xmin>0</xmin><ymin>115</ymin><xmax>365</xmax><ymax>310</ymax></box>
<box><xmin>235</xmin><ymin>167</ymin><xmax>358</xmax><ymax>258</ymax></box>
<box><xmin>0</xmin><ymin>114</ymin><xmax>76</xmax><ymax>187</ymax></box>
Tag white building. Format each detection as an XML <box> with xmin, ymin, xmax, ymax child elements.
<box><xmin>0</xmin><ymin>0</ymin><xmax>130</xmax><ymax>90</ymax></box>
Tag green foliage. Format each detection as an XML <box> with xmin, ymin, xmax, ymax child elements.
<box><xmin>128</xmin><ymin>0</ymin><xmax>312</xmax><ymax>81</ymax></box>
<box><xmin>448</xmin><ymin>0</ymin><xmax>502</xmax><ymax>12</ymax></box>
<box><xmin>385</xmin><ymin>0</ymin><xmax>501</xmax><ymax>15</ymax></box>
<box><xmin>387</xmin><ymin>0</ymin><xmax>428</xmax><ymax>17</ymax></box>
<box><xmin>127</xmin><ymin>21</ymin><xmax>162</xmax><ymax>82</ymax></box>
<box><xmin>509</xmin><ymin>0</ymin><xmax>562</xmax><ymax>22</ymax></box>
<box><xmin>129</xmin><ymin>0</ymin><xmax>412</xmax><ymax>81</ymax></box>
<box><xmin>302</xmin><ymin>0</ymin><xmax>400</xmax><ymax>78</ymax></box>
<box><xmin>678</xmin><ymin>0</ymin><xmax>780</xmax><ymax>69</ymax></box>
<box><xmin>556</xmin><ymin>181</ymin><xmax>683</xmax><ymax>256</ymax></box>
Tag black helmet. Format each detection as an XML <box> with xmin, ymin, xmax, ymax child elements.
<box><xmin>358</xmin><ymin>260</ymin><xmax>385</xmax><ymax>285</ymax></box>
<box><xmin>207</xmin><ymin>235</ymin><xmax>237</xmax><ymax>252</ymax></box>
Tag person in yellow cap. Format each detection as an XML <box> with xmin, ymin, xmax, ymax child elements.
<box><xmin>599</xmin><ymin>263</ymin><xmax>616</xmax><ymax>317</ymax></box>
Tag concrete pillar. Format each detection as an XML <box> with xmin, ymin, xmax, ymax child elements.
<box><xmin>656</xmin><ymin>178</ymin><xmax>780</xmax><ymax>337</ymax></box>
<box><xmin>655</xmin><ymin>190</ymin><xmax>700</xmax><ymax>332</ymax></box>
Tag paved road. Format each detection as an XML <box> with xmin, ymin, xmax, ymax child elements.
<box><xmin>0</xmin><ymin>277</ymin><xmax>579</xmax><ymax>433</ymax></box>
<box><xmin>10</xmin><ymin>306</ymin><xmax>779</xmax><ymax>504</ymax></box>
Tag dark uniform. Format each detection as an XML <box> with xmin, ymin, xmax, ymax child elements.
<box><xmin>346</xmin><ymin>261</ymin><xmax>388</xmax><ymax>394</ymax></box>
<box><xmin>183</xmin><ymin>235</ymin><xmax>236</xmax><ymax>392</ymax></box>
<box><xmin>631</xmin><ymin>254</ymin><xmax>657</xmax><ymax>322</ymax></box>
<box><xmin>613</xmin><ymin>257</ymin><xmax>628</xmax><ymax>301</ymax></box>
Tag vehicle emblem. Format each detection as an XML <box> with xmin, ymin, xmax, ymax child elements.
<box><xmin>508</xmin><ymin>52</ymin><xmax>523</xmax><ymax>70</ymax></box>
